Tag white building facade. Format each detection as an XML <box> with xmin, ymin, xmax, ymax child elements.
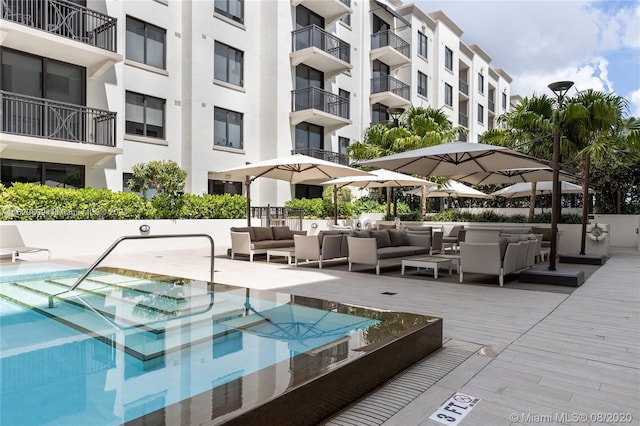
<box><xmin>0</xmin><ymin>0</ymin><xmax>512</xmax><ymax>207</ymax></box>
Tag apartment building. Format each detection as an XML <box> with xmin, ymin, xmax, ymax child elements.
<box><xmin>0</xmin><ymin>0</ymin><xmax>512</xmax><ymax>208</ymax></box>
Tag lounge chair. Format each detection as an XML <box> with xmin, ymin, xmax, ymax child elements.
<box><xmin>0</xmin><ymin>225</ymin><xmax>50</xmax><ymax>261</ymax></box>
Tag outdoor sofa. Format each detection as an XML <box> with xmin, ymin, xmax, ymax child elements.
<box><xmin>346</xmin><ymin>229</ymin><xmax>432</xmax><ymax>275</ymax></box>
<box><xmin>293</xmin><ymin>230</ymin><xmax>350</xmax><ymax>268</ymax></box>
<box><xmin>230</xmin><ymin>226</ymin><xmax>306</xmax><ymax>262</ymax></box>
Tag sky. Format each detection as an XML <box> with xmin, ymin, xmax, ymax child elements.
<box><xmin>414</xmin><ymin>0</ymin><xmax>640</xmax><ymax>117</ymax></box>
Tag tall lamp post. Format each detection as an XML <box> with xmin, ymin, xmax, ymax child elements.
<box><xmin>547</xmin><ymin>81</ymin><xmax>574</xmax><ymax>271</ymax></box>
<box><xmin>387</xmin><ymin>107</ymin><xmax>405</xmax><ymax>219</ymax></box>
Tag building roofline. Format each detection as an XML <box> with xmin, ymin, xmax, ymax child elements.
<box><xmin>468</xmin><ymin>44</ymin><xmax>492</xmax><ymax>63</ymax></box>
<box><xmin>494</xmin><ymin>68</ymin><xmax>513</xmax><ymax>83</ymax></box>
<box><xmin>397</xmin><ymin>4</ymin><xmax>437</xmax><ymax>31</ymax></box>
<box><xmin>427</xmin><ymin>10</ymin><xmax>464</xmax><ymax>37</ymax></box>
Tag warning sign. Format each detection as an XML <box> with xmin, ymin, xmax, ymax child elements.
<box><xmin>429</xmin><ymin>392</ymin><xmax>480</xmax><ymax>425</ymax></box>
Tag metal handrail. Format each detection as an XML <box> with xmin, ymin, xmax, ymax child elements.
<box><xmin>48</xmin><ymin>233</ymin><xmax>215</xmax><ymax>307</ymax></box>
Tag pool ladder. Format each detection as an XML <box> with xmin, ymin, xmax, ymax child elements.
<box><xmin>48</xmin><ymin>233</ymin><xmax>215</xmax><ymax>308</ymax></box>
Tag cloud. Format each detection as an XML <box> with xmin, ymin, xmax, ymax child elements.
<box><xmin>630</xmin><ymin>89</ymin><xmax>640</xmax><ymax>117</ymax></box>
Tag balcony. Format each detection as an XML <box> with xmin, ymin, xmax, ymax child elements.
<box><xmin>370</xmin><ymin>30</ymin><xmax>410</xmax><ymax>68</ymax></box>
<box><xmin>459</xmin><ymin>79</ymin><xmax>469</xmax><ymax>99</ymax></box>
<box><xmin>290</xmin><ymin>87</ymin><xmax>351</xmax><ymax>130</ymax></box>
<box><xmin>0</xmin><ymin>91</ymin><xmax>121</xmax><ymax>164</ymax></box>
<box><xmin>291</xmin><ymin>148</ymin><xmax>348</xmax><ymax>166</ymax></box>
<box><xmin>458</xmin><ymin>112</ymin><xmax>468</xmax><ymax>128</ymax></box>
<box><xmin>290</xmin><ymin>25</ymin><xmax>351</xmax><ymax>76</ymax></box>
<box><xmin>0</xmin><ymin>0</ymin><xmax>122</xmax><ymax>77</ymax></box>
<box><xmin>291</xmin><ymin>0</ymin><xmax>351</xmax><ymax>24</ymax></box>
<box><xmin>369</xmin><ymin>76</ymin><xmax>410</xmax><ymax>108</ymax></box>
<box><xmin>488</xmin><ymin>99</ymin><xmax>496</xmax><ymax>115</ymax></box>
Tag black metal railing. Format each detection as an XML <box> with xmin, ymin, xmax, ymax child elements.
<box><xmin>1</xmin><ymin>0</ymin><xmax>117</xmax><ymax>52</ymax></box>
<box><xmin>292</xmin><ymin>25</ymin><xmax>350</xmax><ymax>64</ymax></box>
<box><xmin>371</xmin><ymin>30</ymin><xmax>410</xmax><ymax>58</ymax></box>
<box><xmin>340</xmin><ymin>0</ymin><xmax>351</xmax><ymax>7</ymax></box>
<box><xmin>291</xmin><ymin>148</ymin><xmax>348</xmax><ymax>165</ymax></box>
<box><xmin>251</xmin><ymin>206</ymin><xmax>304</xmax><ymax>230</ymax></box>
<box><xmin>370</xmin><ymin>75</ymin><xmax>410</xmax><ymax>100</ymax></box>
<box><xmin>459</xmin><ymin>112</ymin><xmax>468</xmax><ymax>128</ymax></box>
<box><xmin>459</xmin><ymin>79</ymin><xmax>469</xmax><ymax>95</ymax></box>
<box><xmin>488</xmin><ymin>99</ymin><xmax>495</xmax><ymax>112</ymax></box>
<box><xmin>1</xmin><ymin>91</ymin><xmax>116</xmax><ymax>146</ymax></box>
<box><xmin>292</xmin><ymin>87</ymin><xmax>350</xmax><ymax>119</ymax></box>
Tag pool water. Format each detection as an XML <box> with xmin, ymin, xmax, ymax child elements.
<box><xmin>0</xmin><ymin>264</ymin><xmax>392</xmax><ymax>425</ymax></box>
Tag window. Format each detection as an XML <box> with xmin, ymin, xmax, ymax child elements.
<box><xmin>123</xmin><ymin>172</ymin><xmax>157</xmax><ymax>198</ymax></box>
<box><xmin>371</xmin><ymin>103</ymin><xmax>389</xmax><ymax>124</ymax></box>
<box><xmin>417</xmin><ymin>71</ymin><xmax>428</xmax><ymax>97</ymax></box>
<box><xmin>1</xmin><ymin>159</ymin><xmax>84</xmax><ymax>188</ymax></box>
<box><xmin>418</xmin><ymin>32</ymin><xmax>427</xmax><ymax>58</ymax></box>
<box><xmin>125</xmin><ymin>91</ymin><xmax>165</xmax><ymax>138</ymax></box>
<box><xmin>339</xmin><ymin>136</ymin><xmax>349</xmax><ymax>157</ymax></box>
<box><xmin>340</xmin><ymin>13</ymin><xmax>351</xmax><ymax>26</ymax></box>
<box><xmin>444</xmin><ymin>46</ymin><xmax>453</xmax><ymax>71</ymax></box>
<box><xmin>214</xmin><ymin>42</ymin><xmax>243</xmax><ymax>87</ymax></box>
<box><xmin>126</xmin><ymin>16</ymin><xmax>166</xmax><ymax>69</ymax></box>
<box><xmin>214</xmin><ymin>107</ymin><xmax>243</xmax><ymax>148</ymax></box>
<box><xmin>502</xmin><ymin>92</ymin><xmax>507</xmax><ymax>109</ymax></box>
<box><xmin>214</xmin><ymin>0</ymin><xmax>244</xmax><ymax>24</ymax></box>
<box><xmin>477</xmin><ymin>103</ymin><xmax>484</xmax><ymax>124</ymax></box>
<box><xmin>444</xmin><ymin>83</ymin><xmax>453</xmax><ymax>107</ymax></box>
<box><xmin>295</xmin><ymin>122</ymin><xmax>323</xmax><ymax>150</ymax></box>
<box><xmin>339</xmin><ymin>89</ymin><xmax>350</xmax><ymax>118</ymax></box>
<box><xmin>478</xmin><ymin>73</ymin><xmax>484</xmax><ymax>94</ymax></box>
<box><xmin>209</xmin><ymin>179</ymin><xmax>242</xmax><ymax>195</ymax></box>
<box><xmin>295</xmin><ymin>184</ymin><xmax>323</xmax><ymax>199</ymax></box>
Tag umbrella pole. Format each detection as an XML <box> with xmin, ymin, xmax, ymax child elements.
<box><xmin>333</xmin><ymin>186</ymin><xmax>338</xmax><ymax>225</ymax></box>
<box><xmin>245</xmin><ymin>175</ymin><xmax>251</xmax><ymax>227</ymax></box>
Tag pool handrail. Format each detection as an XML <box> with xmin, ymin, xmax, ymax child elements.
<box><xmin>48</xmin><ymin>233</ymin><xmax>215</xmax><ymax>308</ymax></box>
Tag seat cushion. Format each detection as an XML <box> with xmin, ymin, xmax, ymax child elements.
<box><xmin>252</xmin><ymin>239</ymin><xmax>294</xmax><ymax>249</ymax></box>
<box><xmin>377</xmin><ymin>246</ymin><xmax>417</xmax><ymax>259</ymax></box>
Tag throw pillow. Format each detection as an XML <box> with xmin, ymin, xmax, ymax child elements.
<box><xmin>253</xmin><ymin>227</ymin><xmax>273</xmax><ymax>241</ymax></box>
<box><xmin>371</xmin><ymin>230</ymin><xmax>391</xmax><ymax>248</ymax></box>
<box><xmin>231</xmin><ymin>227</ymin><xmax>256</xmax><ymax>241</ymax></box>
<box><xmin>271</xmin><ymin>226</ymin><xmax>293</xmax><ymax>240</ymax></box>
<box><xmin>388</xmin><ymin>229</ymin><xmax>410</xmax><ymax>246</ymax></box>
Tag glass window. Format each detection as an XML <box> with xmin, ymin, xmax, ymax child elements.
<box><xmin>502</xmin><ymin>92</ymin><xmax>507</xmax><ymax>109</ymax></box>
<box><xmin>371</xmin><ymin>103</ymin><xmax>388</xmax><ymax>124</ymax></box>
<box><xmin>125</xmin><ymin>91</ymin><xmax>165</xmax><ymax>138</ymax></box>
<box><xmin>214</xmin><ymin>107</ymin><xmax>243</xmax><ymax>148</ymax></box>
<box><xmin>209</xmin><ymin>179</ymin><xmax>243</xmax><ymax>195</ymax></box>
<box><xmin>215</xmin><ymin>0</ymin><xmax>244</xmax><ymax>24</ymax></box>
<box><xmin>295</xmin><ymin>184</ymin><xmax>323</xmax><ymax>199</ymax></box>
<box><xmin>214</xmin><ymin>42</ymin><xmax>243</xmax><ymax>87</ymax></box>
<box><xmin>477</xmin><ymin>103</ymin><xmax>484</xmax><ymax>124</ymax></box>
<box><xmin>340</xmin><ymin>13</ymin><xmax>351</xmax><ymax>26</ymax></box>
<box><xmin>418</xmin><ymin>32</ymin><xmax>427</xmax><ymax>58</ymax></box>
<box><xmin>126</xmin><ymin>17</ymin><xmax>166</xmax><ymax>69</ymax></box>
<box><xmin>444</xmin><ymin>46</ymin><xmax>453</xmax><ymax>71</ymax></box>
<box><xmin>444</xmin><ymin>83</ymin><xmax>453</xmax><ymax>107</ymax></box>
<box><xmin>339</xmin><ymin>136</ymin><xmax>349</xmax><ymax>156</ymax></box>
<box><xmin>339</xmin><ymin>89</ymin><xmax>350</xmax><ymax>118</ymax></box>
<box><xmin>478</xmin><ymin>73</ymin><xmax>484</xmax><ymax>94</ymax></box>
<box><xmin>418</xmin><ymin>71</ymin><xmax>427</xmax><ymax>97</ymax></box>
<box><xmin>1</xmin><ymin>159</ymin><xmax>84</xmax><ymax>188</ymax></box>
<box><xmin>295</xmin><ymin>122</ymin><xmax>323</xmax><ymax>150</ymax></box>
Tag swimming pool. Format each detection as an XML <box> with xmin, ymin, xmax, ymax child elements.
<box><xmin>0</xmin><ymin>262</ymin><xmax>442</xmax><ymax>425</ymax></box>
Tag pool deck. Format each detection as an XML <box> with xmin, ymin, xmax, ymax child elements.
<box><xmin>49</xmin><ymin>246</ymin><xmax>640</xmax><ymax>424</ymax></box>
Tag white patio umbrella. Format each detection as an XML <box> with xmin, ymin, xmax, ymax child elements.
<box><xmin>358</xmin><ymin>141</ymin><xmax>548</xmax><ymax>178</ymax></box>
<box><xmin>406</xmin><ymin>179</ymin><xmax>491</xmax><ymax>199</ymax></box>
<box><xmin>490</xmin><ymin>181</ymin><xmax>593</xmax><ymax>199</ymax></box>
<box><xmin>214</xmin><ymin>154</ymin><xmax>372</xmax><ymax>225</ymax></box>
<box><xmin>321</xmin><ymin>169</ymin><xmax>437</xmax><ymax>223</ymax></box>
<box><xmin>450</xmin><ymin>167</ymin><xmax>579</xmax><ymax>186</ymax></box>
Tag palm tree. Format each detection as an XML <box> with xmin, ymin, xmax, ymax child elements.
<box><xmin>562</xmin><ymin>90</ymin><xmax>630</xmax><ymax>254</ymax></box>
<box><xmin>347</xmin><ymin>106</ymin><xmax>466</xmax><ymax>217</ymax></box>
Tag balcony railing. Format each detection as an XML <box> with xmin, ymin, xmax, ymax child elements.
<box><xmin>371</xmin><ymin>76</ymin><xmax>410</xmax><ymax>100</ymax></box>
<box><xmin>1</xmin><ymin>91</ymin><xmax>116</xmax><ymax>146</ymax></box>
<box><xmin>292</xmin><ymin>87</ymin><xmax>350</xmax><ymax>119</ymax></box>
<box><xmin>292</xmin><ymin>25</ymin><xmax>350</xmax><ymax>63</ymax></box>
<box><xmin>488</xmin><ymin>99</ymin><xmax>495</xmax><ymax>112</ymax></box>
<box><xmin>459</xmin><ymin>79</ymin><xmax>469</xmax><ymax>95</ymax></box>
<box><xmin>291</xmin><ymin>148</ymin><xmax>348</xmax><ymax>165</ymax></box>
<box><xmin>1</xmin><ymin>0</ymin><xmax>117</xmax><ymax>52</ymax></box>
<box><xmin>458</xmin><ymin>112</ymin><xmax>468</xmax><ymax>128</ymax></box>
<box><xmin>371</xmin><ymin>30</ymin><xmax>410</xmax><ymax>58</ymax></box>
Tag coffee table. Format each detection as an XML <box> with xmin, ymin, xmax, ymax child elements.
<box><xmin>266</xmin><ymin>248</ymin><xmax>295</xmax><ymax>264</ymax></box>
<box><xmin>401</xmin><ymin>256</ymin><xmax>452</xmax><ymax>279</ymax></box>
<box><xmin>430</xmin><ymin>254</ymin><xmax>461</xmax><ymax>273</ymax></box>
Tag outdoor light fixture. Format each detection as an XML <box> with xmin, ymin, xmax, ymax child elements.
<box><xmin>547</xmin><ymin>80</ymin><xmax>574</xmax><ymax>271</ymax></box>
<box><xmin>139</xmin><ymin>224</ymin><xmax>151</xmax><ymax>235</ymax></box>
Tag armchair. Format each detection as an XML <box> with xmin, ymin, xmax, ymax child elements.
<box><xmin>459</xmin><ymin>241</ymin><xmax>521</xmax><ymax>287</ymax></box>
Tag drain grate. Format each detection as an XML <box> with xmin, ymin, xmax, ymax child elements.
<box><xmin>380</xmin><ymin>292</ymin><xmax>397</xmax><ymax>295</ymax></box>
<box><xmin>324</xmin><ymin>347</ymin><xmax>475</xmax><ymax>425</ymax></box>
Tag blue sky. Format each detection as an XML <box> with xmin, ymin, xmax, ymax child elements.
<box><xmin>414</xmin><ymin>0</ymin><xmax>640</xmax><ymax>116</ymax></box>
